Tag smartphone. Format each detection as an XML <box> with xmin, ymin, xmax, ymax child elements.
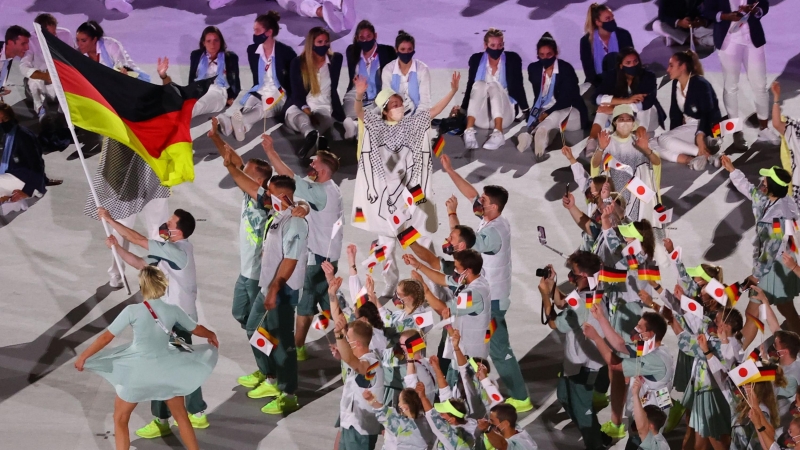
<box><xmin>740</xmin><ymin>278</ymin><xmax>755</xmax><ymax>291</ymax></box>
<box><xmin>537</xmin><ymin>226</ymin><xmax>547</xmax><ymax>245</ymax></box>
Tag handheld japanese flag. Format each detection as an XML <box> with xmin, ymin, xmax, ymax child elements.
<box><xmin>457</xmin><ymin>291</ymin><xmax>473</xmax><ymax>309</ymax></box>
<box><xmin>719</xmin><ymin>118</ymin><xmax>742</xmax><ymax>137</ymax></box>
<box><xmin>623</xmin><ymin>240</ymin><xmax>642</xmax><ymax>260</ymax></box>
<box><xmin>605</xmin><ymin>155</ymin><xmax>634</xmax><ymax>175</ymax></box>
<box><xmin>413</xmin><ymin>311</ymin><xmax>434</xmax><ymax>328</ymax></box>
<box><xmin>330</xmin><ymin>216</ymin><xmax>343</xmax><ymax>239</ymax></box>
<box><xmin>704</xmin><ymin>279</ymin><xmax>727</xmax><ymax>307</ymax></box>
<box><xmin>564</xmin><ymin>290</ymin><xmax>581</xmax><ymax>310</ymax></box>
<box><xmin>680</xmin><ymin>295</ymin><xmax>704</xmax><ymax>318</ymax></box>
<box><xmin>668</xmin><ymin>247</ymin><xmax>682</xmax><ymax>264</ymax></box>
<box><xmin>250</xmin><ymin>327</ymin><xmax>278</xmax><ymax>356</ymax></box>
<box><xmin>387</xmin><ymin>206</ymin><xmax>411</xmax><ymax>232</ymax></box>
<box><xmin>641</xmin><ymin>336</ymin><xmax>656</xmax><ymax>356</ymax></box>
<box><xmin>361</xmin><ymin>254</ymin><xmax>378</xmax><ymax>274</ymax></box>
<box><xmin>271</xmin><ymin>194</ymin><xmax>284</xmax><ymax>212</ymax></box>
<box><xmin>626</xmin><ymin>177</ymin><xmax>655</xmax><ymax>204</ymax></box>
<box><xmin>382</xmin><ymin>260</ymin><xmax>392</xmax><ymax>274</ymax></box>
<box><xmin>312</xmin><ymin>310</ymin><xmax>332</xmax><ymax>331</ymax></box>
<box><xmin>401</xmin><ymin>187</ymin><xmax>418</xmax><ymax>215</ymax></box>
<box><xmin>653</xmin><ymin>206</ymin><xmax>673</xmax><ymax>226</ymax></box>
<box><xmin>480</xmin><ymin>377</ymin><xmax>504</xmax><ymax>405</ymax></box>
<box><xmin>728</xmin><ymin>359</ymin><xmax>761</xmax><ymax>386</ymax></box>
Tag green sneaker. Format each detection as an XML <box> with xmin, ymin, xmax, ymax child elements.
<box><xmin>174</xmin><ymin>413</ymin><xmax>210</xmax><ymax>429</ymax></box>
<box><xmin>504</xmin><ymin>397</ymin><xmax>534</xmax><ymax>413</ymax></box>
<box><xmin>664</xmin><ymin>400</ymin><xmax>685</xmax><ymax>433</ymax></box>
<box><xmin>248</xmin><ymin>380</ymin><xmax>282</xmax><ymax>399</ymax></box>
<box><xmin>237</xmin><ymin>370</ymin><xmax>265</xmax><ymax>388</ymax></box>
<box><xmin>592</xmin><ymin>391</ymin><xmax>609</xmax><ymax>412</ymax></box>
<box><xmin>296</xmin><ymin>346</ymin><xmax>309</xmax><ymax>361</ymax></box>
<box><xmin>600</xmin><ymin>421</ymin><xmax>627</xmax><ymax>439</ymax></box>
<box><xmin>135</xmin><ymin>419</ymin><xmax>172</xmax><ymax>439</ymax></box>
<box><xmin>261</xmin><ymin>393</ymin><xmax>300</xmax><ymax>415</ymax></box>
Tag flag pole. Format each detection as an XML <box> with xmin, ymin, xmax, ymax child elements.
<box><xmin>33</xmin><ymin>24</ymin><xmax>131</xmax><ymax>295</ymax></box>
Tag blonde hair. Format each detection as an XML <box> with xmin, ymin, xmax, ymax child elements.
<box><xmin>139</xmin><ymin>266</ymin><xmax>168</xmax><ymax>300</ymax></box>
<box><xmin>585</xmin><ymin>3</ymin><xmax>611</xmax><ymax>47</ymax></box>
<box><xmin>735</xmin><ymin>366</ymin><xmax>787</xmax><ymax>429</ymax></box>
<box><xmin>483</xmin><ymin>28</ymin><xmax>503</xmax><ymax>44</ymax></box>
<box><xmin>701</xmin><ymin>264</ymin><xmax>723</xmax><ymax>283</ymax></box>
<box><xmin>301</xmin><ymin>27</ymin><xmax>331</xmax><ymax>96</ymax></box>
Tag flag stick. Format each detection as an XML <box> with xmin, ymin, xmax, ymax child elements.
<box><xmin>34</xmin><ymin>24</ymin><xmax>130</xmax><ymax>295</ymax></box>
<box><xmin>689</xmin><ymin>26</ymin><xmax>696</xmax><ymax>53</ymax></box>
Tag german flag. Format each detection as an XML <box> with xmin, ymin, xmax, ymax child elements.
<box><xmin>485</xmin><ymin>318</ymin><xmax>497</xmax><ymax>343</ymax></box>
<box><xmin>603</xmin><ymin>153</ymin><xmax>613</xmax><ymax>171</ymax></box>
<box><xmin>747</xmin><ymin>313</ymin><xmax>765</xmax><ymax>334</ymax></box>
<box><xmin>757</xmin><ymin>365</ymin><xmax>777</xmax><ymax>383</ymax></box>
<box><xmin>598</xmin><ymin>266</ymin><xmax>627</xmax><ymax>283</ymax></box>
<box><xmin>406</xmin><ymin>336</ymin><xmax>426</xmax><ymax>358</ymax></box>
<box><xmin>364</xmin><ymin>361</ymin><xmax>380</xmax><ymax>381</ymax></box>
<box><xmin>374</xmin><ymin>246</ymin><xmax>386</xmax><ymax>262</ymax></box>
<box><xmin>593</xmin><ymin>291</ymin><xmax>603</xmax><ymax>305</ymax></box>
<box><xmin>397</xmin><ymin>226</ymin><xmax>422</xmax><ymax>249</ymax></box>
<box><xmin>626</xmin><ymin>254</ymin><xmax>639</xmax><ymax>270</ymax></box>
<box><xmin>748</xmin><ymin>347</ymin><xmax>761</xmax><ymax>363</ymax></box>
<box><xmin>355</xmin><ymin>292</ymin><xmax>370</xmax><ymax>309</ymax></box>
<box><xmin>39</xmin><ymin>28</ymin><xmax>211</xmax><ymax>187</ymax></box>
<box><xmin>409</xmin><ymin>184</ymin><xmax>425</xmax><ymax>203</ymax></box>
<box><xmin>773</xmin><ymin>218</ymin><xmax>783</xmax><ymax>238</ymax></box>
<box><xmin>433</xmin><ymin>135</ymin><xmax>445</xmax><ymax>157</ymax></box>
<box><xmin>585</xmin><ymin>292</ymin><xmax>594</xmax><ymax>309</ymax></box>
<box><xmin>638</xmin><ymin>264</ymin><xmax>661</xmax><ymax>282</ymax></box>
<box><xmin>354</xmin><ymin>207</ymin><xmax>366</xmax><ymax>223</ymax></box>
<box><xmin>725</xmin><ymin>282</ymin><xmax>741</xmax><ymax>308</ymax></box>
<box><xmin>711</xmin><ymin>123</ymin><xmax>721</xmax><ymax>138</ymax></box>
<box><xmin>636</xmin><ymin>340</ymin><xmax>644</xmax><ymax>357</ymax></box>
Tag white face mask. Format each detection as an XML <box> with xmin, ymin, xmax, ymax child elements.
<box><xmin>615</xmin><ymin>121</ymin><xmax>634</xmax><ymax>137</ymax></box>
<box><xmin>387</xmin><ymin>107</ymin><xmax>404</xmax><ymax>122</ymax></box>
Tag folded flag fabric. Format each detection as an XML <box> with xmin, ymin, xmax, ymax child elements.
<box><xmin>756</xmin><ymin>365</ymin><xmax>777</xmax><ymax>383</ymax></box>
<box><xmin>387</xmin><ymin>206</ymin><xmax>411</xmax><ymax>232</ymax></box>
<box><xmin>40</xmin><ymin>28</ymin><xmax>211</xmax><ymax>187</ymax></box>
<box><xmin>704</xmin><ymin>279</ymin><xmax>727</xmax><ymax>307</ymax></box>
<box><xmin>603</xmin><ymin>153</ymin><xmax>613</xmax><ymax>171</ymax></box>
<box><xmin>433</xmin><ymin>135</ymin><xmax>445</xmax><ymax>157</ymax></box>
<box><xmin>401</xmin><ymin>187</ymin><xmax>419</xmax><ymax>215</ymax></box>
<box><xmin>592</xmin><ymin>291</ymin><xmax>603</xmax><ymax>307</ymax></box>
<box><xmin>604</xmin><ymin>154</ymin><xmax>634</xmax><ymax>175</ymax></box>
<box><xmin>711</xmin><ymin>122</ymin><xmax>721</xmax><ymax>138</ymax></box>
<box><xmin>457</xmin><ymin>291</ymin><xmax>473</xmax><ymax>309</ymax></box>
<box><xmin>398</xmin><ymin>226</ymin><xmax>422</xmax><ymax>249</ymax></box>
<box><xmin>480</xmin><ymin>377</ymin><xmax>504</xmax><ymax>405</ymax></box>
<box><xmin>354</xmin><ymin>207</ymin><xmax>366</xmax><ymax>223</ymax></box>
<box><xmin>725</xmin><ymin>282</ymin><xmax>741</xmax><ymax>308</ymax></box>
<box><xmin>637</xmin><ymin>264</ymin><xmax>661</xmax><ymax>282</ymax></box>
<box><xmin>413</xmin><ymin>311</ymin><xmax>434</xmax><ymax>328</ymax></box>
<box><xmin>361</xmin><ymin>254</ymin><xmax>378</xmax><ymax>274</ymax></box>
<box><xmin>626</xmin><ymin>254</ymin><xmax>639</xmax><ymax>270</ymax></box>
<box><xmin>374</xmin><ymin>246</ymin><xmax>387</xmax><ymax>262</ymax></box>
<box><xmin>626</xmin><ymin>177</ymin><xmax>656</xmax><ymax>204</ymax></box>
<box><xmin>409</xmin><ymin>184</ymin><xmax>425</xmax><ymax>203</ymax></box>
<box><xmin>312</xmin><ymin>310</ymin><xmax>331</xmax><ymax>331</ymax></box>
<box><xmin>330</xmin><ymin>216</ymin><xmax>343</xmax><ymax>240</ymax></box>
<box><xmin>406</xmin><ymin>336</ymin><xmax>426</xmax><ymax>358</ymax></box>
<box><xmin>748</xmin><ymin>347</ymin><xmax>761</xmax><ymax>362</ymax></box>
<box><xmin>485</xmin><ymin>318</ymin><xmax>497</xmax><ymax>343</ymax></box>
<box><xmin>354</xmin><ymin>286</ymin><xmax>370</xmax><ymax>309</ymax></box>
<box><xmin>747</xmin><ymin>313</ymin><xmax>765</xmax><ymax>334</ymax></box>
<box><xmin>680</xmin><ymin>295</ymin><xmax>704</xmax><ymax>318</ymax></box>
<box><xmin>564</xmin><ymin>290</ymin><xmax>581</xmax><ymax>310</ymax></box>
<box><xmin>623</xmin><ymin>239</ymin><xmax>643</xmax><ymax>258</ymax></box>
<box><xmin>719</xmin><ymin>118</ymin><xmax>743</xmax><ymax>137</ymax></box>
<box><xmin>364</xmin><ymin>361</ymin><xmax>380</xmax><ymax>381</ymax></box>
<box><xmin>250</xmin><ymin>327</ymin><xmax>279</xmax><ymax>356</ymax></box>
<box><xmin>728</xmin><ymin>359</ymin><xmax>761</xmax><ymax>386</ymax></box>
<box><xmin>559</xmin><ymin>109</ymin><xmax>571</xmax><ymax>133</ymax></box>
<box><xmin>786</xmin><ymin>219</ymin><xmax>796</xmax><ymax>237</ymax></box>
<box><xmin>789</xmin><ymin>235</ymin><xmax>799</xmax><ymax>254</ymax></box>
<box><xmin>598</xmin><ymin>266</ymin><xmax>627</xmax><ymax>283</ymax></box>
<box><xmin>654</xmin><ymin>203</ymin><xmax>667</xmax><ymax>213</ymax></box>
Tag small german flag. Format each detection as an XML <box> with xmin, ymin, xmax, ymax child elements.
<box><xmin>756</xmin><ymin>365</ymin><xmax>777</xmax><ymax>383</ymax></box>
<box><xmin>354</xmin><ymin>207</ymin><xmax>366</xmax><ymax>223</ymax></box>
<box><xmin>593</xmin><ymin>291</ymin><xmax>603</xmax><ymax>305</ymax></box>
<box><xmin>409</xmin><ymin>184</ymin><xmax>425</xmax><ymax>203</ymax></box>
<box><xmin>654</xmin><ymin>203</ymin><xmax>667</xmax><ymax>213</ymax></box>
<box><xmin>748</xmin><ymin>347</ymin><xmax>761</xmax><ymax>363</ymax></box>
<box><xmin>369</xmin><ymin>239</ymin><xmax>379</xmax><ymax>254</ymax></box>
<box><xmin>747</xmin><ymin>313</ymin><xmax>765</xmax><ymax>334</ymax></box>
<box><xmin>725</xmin><ymin>282</ymin><xmax>741</xmax><ymax>308</ymax></box>
<box><xmin>773</xmin><ymin>218</ymin><xmax>783</xmax><ymax>237</ymax></box>
<box><xmin>585</xmin><ymin>292</ymin><xmax>595</xmax><ymax>309</ymax></box>
<box><xmin>626</xmin><ymin>254</ymin><xmax>639</xmax><ymax>270</ymax></box>
<box><xmin>397</xmin><ymin>226</ymin><xmax>422</xmax><ymax>249</ymax></box>
<box><xmin>406</xmin><ymin>336</ymin><xmax>426</xmax><ymax>358</ymax></box>
<box><xmin>485</xmin><ymin>318</ymin><xmax>497</xmax><ymax>343</ymax></box>
<box><xmin>559</xmin><ymin>112</ymin><xmax>570</xmax><ymax>133</ymax></box>
<box><xmin>433</xmin><ymin>135</ymin><xmax>445</xmax><ymax>157</ymax></box>
<box><xmin>355</xmin><ymin>292</ymin><xmax>370</xmax><ymax>309</ymax></box>
<box><xmin>603</xmin><ymin>153</ymin><xmax>613</xmax><ymax>171</ymax></box>
<box><xmin>638</xmin><ymin>265</ymin><xmax>661</xmax><ymax>282</ymax></box>
<box><xmin>374</xmin><ymin>246</ymin><xmax>386</xmax><ymax>262</ymax></box>
<box><xmin>364</xmin><ymin>360</ymin><xmax>380</xmax><ymax>381</ymax></box>
<box><xmin>711</xmin><ymin>123</ymin><xmax>721</xmax><ymax>138</ymax></box>
<box><xmin>789</xmin><ymin>235</ymin><xmax>799</xmax><ymax>253</ymax></box>
<box><xmin>598</xmin><ymin>266</ymin><xmax>627</xmax><ymax>283</ymax></box>
<box><xmin>636</xmin><ymin>340</ymin><xmax>644</xmax><ymax>357</ymax></box>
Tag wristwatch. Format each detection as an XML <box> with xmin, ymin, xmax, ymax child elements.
<box><xmin>335</xmin><ymin>333</ymin><xmax>345</xmax><ymax>340</ymax></box>
<box><xmin>757</xmin><ymin>426</ymin><xmax>766</xmax><ymax>433</ymax></box>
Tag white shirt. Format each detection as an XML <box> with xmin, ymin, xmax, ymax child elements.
<box><xmin>676</xmin><ymin>77</ymin><xmax>697</xmax><ymax>124</ymax></box>
<box><xmin>205</xmin><ymin>56</ymin><xmax>219</xmax><ymax>78</ymax></box>
<box><xmin>340</xmin><ymin>351</ymin><xmax>385</xmax><ymax>436</ymax></box>
<box><xmin>306</xmin><ymin>57</ymin><xmax>332</xmax><ymax>113</ymax></box>
<box><xmin>147</xmin><ymin>239</ymin><xmax>199</xmax><ymax>321</ymax></box>
<box><xmin>89</xmin><ymin>37</ymin><xmax>139</xmax><ymax>72</ymax></box>
<box><xmin>20</xmin><ymin>27</ymin><xmax>73</xmax><ymax>78</ymax></box>
<box><xmin>255</xmin><ymin>43</ymin><xmax>278</xmax><ymax>95</ymax></box>
<box><xmin>0</xmin><ymin>46</ymin><xmax>10</xmax><ymax>87</ymax></box>
<box><xmin>485</xmin><ymin>57</ymin><xmax>503</xmax><ymax>85</ymax></box>
<box><xmin>539</xmin><ymin>59</ymin><xmax>560</xmax><ymax>110</ymax></box>
<box><xmin>381</xmin><ymin>59</ymin><xmax>433</xmax><ymax>112</ymax></box>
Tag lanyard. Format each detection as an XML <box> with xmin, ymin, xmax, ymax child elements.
<box><xmin>143</xmin><ymin>301</ymin><xmax>175</xmax><ymax>337</ymax></box>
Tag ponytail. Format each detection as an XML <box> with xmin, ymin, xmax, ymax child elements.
<box><xmin>77</xmin><ymin>20</ymin><xmax>104</xmax><ymax>40</ymax></box>
<box><xmin>536</xmin><ymin>32</ymin><xmax>558</xmax><ymax>55</ymax></box>
<box><xmin>673</xmin><ymin>50</ymin><xmax>704</xmax><ymax>76</ymax></box>
<box><xmin>585</xmin><ymin>3</ymin><xmax>610</xmax><ymax>46</ymax></box>
<box><xmin>701</xmin><ymin>264</ymin><xmax>723</xmax><ymax>283</ymax></box>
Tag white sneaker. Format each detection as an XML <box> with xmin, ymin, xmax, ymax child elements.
<box><xmin>689</xmin><ymin>155</ymin><xmax>708</xmax><ymax>171</ymax></box>
<box><xmin>109</xmin><ymin>274</ymin><xmax>124</xmax><ymax>289</ymax></box>
<box><xmin>208</xmin><ymin>0</ymin><xmax>237</xmax><ymax>9</ymax></box>
<box><xmin>756</xmin><ymin>127</ymin><xmax>781</xmax><ymax>146</ymax></box>
<box><xmin>340</xmin><ymin>0</ymin><xmax>356</xmax><ymax>31</ymax></box>
<box><xmin>463</xmin><ymin>127</ymin><xmax>478</xmax><ymax>150</ymax></box>
<box><xmin>216</xmin><ymin>114</ymin><xmax>233</xmax><ymax>136</ymax></box>
<box><xmin>232</xmin><ymin>110</ymin><xmax>246</xmax><ymax>142</ymax></box>
<box><xmin>343</xmin><ymin>117</ymin><xmax>358</xmax><ymax>139</ymax></box>
<box><xmin>710</xmin><ymin>152</ymin><xmax>723</xmax><ymax>168</ymax></box>
<box><xmin>105</xmin><ymin>0</ymin><xmax>133</xmax><ymax>13</ymax></box>
<box><xmin>322</xmin><ymin>2</ymin><xmax>345</xmax><ymax>33</ymax></box>
<box><xmin>483</xmin><ymin>130</ymin><xmax>505</xmax><ymax>150</ymax></box>
<box><xmin>516</xmin><ymin>132</ymin><xmax>532</xmax><ymax>153</ymax></box>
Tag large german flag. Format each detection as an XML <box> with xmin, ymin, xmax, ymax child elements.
<box><xmin>40</xmin><ymin>29</ymin><xmax>211</xmax><ymax>186</ymax></box>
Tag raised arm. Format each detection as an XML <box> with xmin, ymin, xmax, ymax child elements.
<box><xmin>105</xmin><ymin>235</ymin><xmax>146</xmax><ymax>270</ymax></box>
<box><xmin>261</xmin><ymin>134</ymin><xmax>294</xmax><ymax>177</ymax></box>
<box><xmin>440</xmin><ymin>155</ymin><xmax>480</xmax><ymax>201</ymax></box>
<box><xmin>409</xmin><ymin>241</ymin><xmax>442</xmax><ymax>271</ymax></box>
<box><xmin>208</xmin><ymin>117</ymin><xmax>243</xmax><ymax>169</ymax></box>
<box><xmin>353</xmin><ymin>75</ymin><xmax>368</xmax><ymax>122</ymax></box>
<box><xmin>771</xmin><ymin>82</ymin><xmax>787</xmax><ymax>135</ymax></box>
<box><xmin>404</xmin><ymin>254</ymin><xmax>447</xmax><ymax>286</ymax></box>
<box><xmin>222</xmin><ymin>148</ymin><xmax>261</xmax><ymax>199</ymax></box>
<box><xmin>429</xmin><ymin>72</ymin><xmax>461</xmax><ymax>118</ymax></box>
<box><xmin>590</xmin><ymin>304</ymin><xmax>628</xmax><ymax>353</ymax></box>
<box><xmin>97</xmin><ymin>207</ymin><xmax>149</xmax><ymax>249</ymax></box>
<box><xmin>583</xmin><ymin>322</ymin><xmax>622</xmax><ymax>371</ymax></box>
<box><xmin>630</xmin><ymin>377</ymin><xmax>650</xmax><ymax>442</ymax></box>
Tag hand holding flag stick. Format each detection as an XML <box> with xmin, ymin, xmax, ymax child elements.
<box><xmin>559</xmin><ymin>107</ymin><xmax>573</xmax><ymax>148</ymax></box>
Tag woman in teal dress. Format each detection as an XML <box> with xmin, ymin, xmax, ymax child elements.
<box><xmin>75</xmin><ymin>267</ymin><xmax>219</xmax><ymax>450</ymax></box>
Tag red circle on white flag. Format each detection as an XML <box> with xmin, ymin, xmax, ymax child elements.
<box><xmin>726</xmin><ymin>122</ymin><xmax>735</xmax><ymax>131</ymax></box>
<box><xmin>266</xmin><ymin>97</ymin><xmax>275</xmax><ymax>105</ymax></box>
<box><xmin>628</xmin><ymin>247</ymin><xmax>635</xmax><ymax>255</ymax></box>
<box><xmin>738</xmin><ymin>367</ymin><xmax>749</xmax><ymax>377</ymax></box>
<box><xmin>415</xmin><ymin>317</ymin><xmax>424</xmax><ymax>325</ymax></box>
<box><xmin>688</xmin><ymin>303</ymin><xmax>697</xmax><ymax>311</ymax></box>
<box><xmin>393</xmin><ymin>216</ymin><xmax>400</xmax><ymax>224</ymax></box>
<box><xmin>715</xmin><ymin>288</ymin><xmax>724</xmax><ymax>297</ymax></box>
<box><xmin>491</xmin><ymin>394</ymin><xmax>501</xmax><ymax>401</ymax></box>
<box><xmin>568</xmin><ymin>298</ymin><xmax>578</xmax><ymax>307</ymax></box>
<box><xmin>256</xmin><ymin>338</ymin><xmax>265</xmax><ymax>347</ymax></box>
<box><xmin>458</xmin><ymin>297</ymin><xmax>463</xmax><ymax>306</ymax></box>
<box><xmin>659</xmin><ymin>214</ymin><xmax>667</xmax><ymax>222</ymax></box>
<box><xmin>671</xmin><ymin>251</ymin><xmax>679</xmax><ymax>260</ymax></box>
<box><xmin>636</xmin><ymin>186</ymin><xmax>646</xmax><ymax>195</ymax></box>
<box><xmin>615</xmin><ymin>163</ymin><xmax>622</xmax><ymax>168</ymax></box>
<box><xmin>407</xmin><ymin>197</ymin><xmax>413</xmax><ymax>205</ymax></box>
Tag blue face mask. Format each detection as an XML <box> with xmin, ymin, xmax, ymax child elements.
<box><xmin>540</xmin><ymin>56</ymin><xmax>556</xmax><ymax>68</ymax></box>
<box><xmin>253</xmin><ymin>33</ymin><xmax>267</xmax><ymax>45</ymax></box>
<box><xmin>486</xmin><ymin>47</ymin><xmax>504</xmax><ymax>60</ymax></box>
<box><xmin>601</xmin><ymin>20</ymin><xmax>618</xmax><ymax>32</ymax></box>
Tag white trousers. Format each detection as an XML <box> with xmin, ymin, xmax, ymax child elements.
<box><xmin>467</xmin><ymin>81</ymin><xmax>515</xmax><ymax>129</ymax></box>
<box><xmin>276</xmin><ymin>0</ymin><xmax>325</xmax><ymax>17</ymax></box>
<box><xmin>0</xmin><ymin>173</ymin><xmax>24</xmax><ymax>196</ymax></box>
<box><xmin>594</xmin><ymin>107</ymin><xmax>656</xmax><ymax>133</ymax></box>
<box><xmin>285</xmin><ymin>104</ymin><xmax>334</xmax><ymax>136</ymax></box>
<box><xmin>26</xmin><ymin>79</ymin><xmax>57</xmax><ymax>112</ymax></box>
<box><xmin>226</xmin><ymin>94</ymin><xmax>285</xmax><ymax>134</ymax></box>
<box><xmin>719</xmin><ymin>41</ymin><xmax>768</xmax><ymax>120</ymax></box>
<box><xmin>648</xmin><ymin>122</ymin><xmax>699</xmax><ymax>163</ymax></box>
<box><xmin>192</xmin><ymin>84</ymin><xmax>228</xmax><ymax>117</ymax></box>
<box><xmin>108</xmin><ymin>197</ymin><xmax>170</xmax><ymax>279</ymax></box>
<box><xmin>533</xmin><ymin>107</ymin><xmax>582</xmax><ymax>154</ymax></box>
<box><xmin>652</xmin><ymin>22</ymin><xmax>714</xmax><ymax>47</ymax></box>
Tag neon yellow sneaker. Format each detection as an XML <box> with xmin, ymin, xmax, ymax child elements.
<box><xmin>592</xmin><ymin>391</ymin><xmax>609</xmax><ymax>412</ymax></box>
<box><xmin>237</xmin><ymin>370</ymin><xmax>265</xmax><ymax>388</ymax></box>
<box><xmin>248</xmin><ymin>381</ymin><xmax>282</xmax><ymax>399</ymax></box>
<box><xmin>504</xmin><ymin>397</ymin><xmax>534</xmax><ymax>413</ymax></box>
<box><xmin>174</xmin><ymin>413</ymin><xmax>210</xmax><ymax>429</ymax></box>
<box><xmin>296</xmin><ymin>346</ymin><xmax>309</xmax><ymax>361</ymax></box>
<box><xmin>135</xmin><ymin>419</ymin><xmax>172</xmax><ymax>439</ymax></box>
<box><xmin>600</xmin><ymin>421</ymin><xmax>627</xmax><ymax>439</ymax></box>
<box><xmin>261</xmin><ymin>393</ymin><xmax>300</xmax><ymax>415</ymax></box>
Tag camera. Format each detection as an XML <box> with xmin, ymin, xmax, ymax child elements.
<box><xmin>536</xmin><ymin>267</ymin><xmax>551</xmax><ymax>278</ymax></box>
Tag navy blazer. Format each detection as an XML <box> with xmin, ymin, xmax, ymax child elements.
<box><xmin>668</xmin><ymin>75</ymin><xmax>721</xmax><ymax>137</ymax></box>
<box><xmin>702</xmin><ymin>0</ymin><xmax>769</xmax><ymax>49</ymax></box>
<box><xmin>188</xmin><ymin>49</ymin><xmax>241</xmax><ymax>100</ymax></box>
<box><xmin>527</xmin><ymin>59</ymin><xmax>588</xmax><ymax>128</ymax></box>
<box><xmin>4</xmin><ymin>123</ymin><xmax>46</xmax><ymax>196</ymax></box>
<box><xmin>285</xmin><ymin>53</ymin><xmax>345</xmax><ymax>122</ymax></box>
<box><xmin>461</xmin><ymin>51</ymin><xmax>529</xmax><ymax>113</ymax></box>
<box><xmin>247</xmin><ymin>40</ymin><xmax>297</xmax><ymax>94</ymax></box>
<box><xmin>345</xmin><ymin>43</ymin><xmax>396</xmax><ymax>92</ymax></box>
<box><xmin>597</xmin><ymin>67</ymin><xmax>666</xmax><ymax>127</ymax></box>
<box><xmin>579</xmin><ymin>28</ymin><xmax>634</xmax><ymax>85</ymax></box>
<box><xmin>658</xmin><ymin>0</ymin><xmax>704</xmax><ymax>26</ymax></box>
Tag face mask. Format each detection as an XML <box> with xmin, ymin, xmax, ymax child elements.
<box><xmin>540</xmin><ymin>56</ymin><xmax>556</xmax><ymax>68</ymax></box>
<box><xmin>601</xmin><ymin>20</ymin><xmax>618</xmax><ymax>32</ymax></box>
<box><xmin>486</xmin><ymin>47</ymin><xmax>504</xmax><ymax>60</ymax></box>
<box><xmin>312</xmin><ymin>45</ymin><xmax>329</xmax><ymax>56</ymax></box>
<box><xmin>358</xmin><ymin>39</ymin><xmax>376</xmax><ymax>53</ymax></box>
<box><xmin>252</xmin><ymin>33</ymin><xmax>267</xmax><ymax>45</ymax></box>
<box><xmin>473</xmin><ymin>198</ymin><xmax>485</xmax><ymax>218</ymax></box>
<box><xmin>622</xmin><ymin>64</ymin><xmax>640</xmax><ymax>76</ymax></box>
<box><xmin>442</xmin><ymin>240</ymin><xmax>455</xmax><ymax>255</ymax></box>
<box><xmin>615</xmin><ymin>121</ymin><xmax>634</xmax><ymax>136</ymax></box>
<box><xmin>387</xmin><ymin>107</ymin><xmax>404</xmax><ymax>122</ymax></box>
<box><xmin>158</xmin><ymin>222</ymin><xmax>171</xmax><ymax>240</ymax></box>
<box><xmin>631</xmin><ymin>326</ymin><xmax>645</xmax><ymax>342</ymax></box>
<box><xmin>307</xmin><ymin>167</ymin><xmax>318</xmax><ymax>181</ymax></box>
<box><xmin>397</xmin><ymin>51</ymin><xmax>415</xmax><ymax>64</ymax></box>
<box><xmin>0</xmin><ymin>121</ymin><xmax>13</xmax><ymax>133</ymax></box>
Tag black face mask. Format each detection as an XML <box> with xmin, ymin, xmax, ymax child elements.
<box><xmin>313</xmin><ymin>45</ymin><xmax>329</xmax><ymax>56</ymax></box>
<box><xmin>622</xmin><ymin>64</ymin><xmax>641</xmax><ymax>76</ymax></box>
<box><xmin>0</xmin><ymin>121</ymin><xmax>13</xmax><ymax>133</ymax></box>
<box><xmin>540</xmin><ymin>56</ymin><xmax>556</xmax><ymax>68</ymax></box>
<box><xmin>442</xmin><ymin>241</ymin><xmax>455</xmax><ymax>255</ymax></box>
<box><xmin>397</xmin><ymin>51</ymin><xmax>415</xmax><ymax>64</ymax></box>
<box><xmin>601</xmin><ymin>20</ymin><xmax>618</xmax><ymax>32</ymax></box>
<box><xmin>252</xmin><ymin>33</ymin><xmax>268</xmax><ymax>45</ymax></box>
<box><xmin>486</xmin><ymin>47</ymin><xmax>504</xmax><ymax>60</ymax></box>
<box><xmin>358</xmin><ymin>39</ymin><xmax>376</xmax><ymax>53</ymax></box>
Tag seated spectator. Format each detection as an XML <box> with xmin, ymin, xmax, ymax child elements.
<box><xmin>461</xmin><ymin>28</ymin><xmax>529</xmax><ymax>151</ymax></box>
<box><xmin>275</xmin><ymin>0</ymin><xmax>356</xmax><ymax>34</ymax></box>
<box><xmin>381</xmin><ymin>30</ymin><xmax>431</xmax><ymax>115</ymax></box>
<box><xmin>20</xmin><ymin>14</ymin><xmax>72</xmax><ymax>120</ymax></box>
<box><xmin>1</xmin><ymin>25</ymin><xmax>32</xmax><ymax>100</ymax></box>
<box><xmin>653</xmin><ymin>0</ymin><xmax>714</xmax><ymax>47</ymax></box>
<box><xmin>75</xmin><ymin>21</ymin><xmax>149</xmax><ymax>81</ymax></box>
<box><xmin>0</xmin><ymin>104</ymin><xmax>47</xmax><ymax>204</ymax></box>
<box><xmin>579</xmin><ymin>3</ymin><xmax>634</xmax><ymax>86</ymax></box>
